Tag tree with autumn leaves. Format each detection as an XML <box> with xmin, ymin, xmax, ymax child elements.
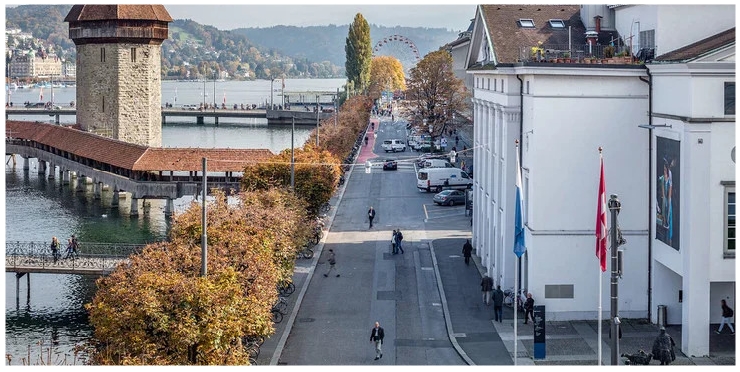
<box><xmin>85</xmin><ymin>189</ymin><xmax>311</xmax><ymax>365</ymax></box>
<box><xmin>368</xmin><ymin>56</ymin><xmax>406</xmax><ymax>100</ymax></box>
<box><xmin>403</xmin><ymin>49</ymin><xmax>469</xmax><ymax>147</ymax></box>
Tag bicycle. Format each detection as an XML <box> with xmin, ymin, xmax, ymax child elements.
<box><xmin>271</xmin><ymin>308</ymin><xmax>283</xmax><ymax>323</ymax></box>
<box><xmin>273</xmin><ymin>297</ymin><xmax>289</xmax><ymax>315</ymax></box>
<box><xmin>278</xmin><ymin>281</ymin><xmax>295</xmax><ymax>296</ymax></box>
<box><xmin>297</xmin><ymin>244</ymin><xmax>314</xmax><ymax>259</ymax></box>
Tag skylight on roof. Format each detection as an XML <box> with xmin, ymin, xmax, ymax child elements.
<box><xmin>549</xmin><ymin>19</ymin><xmax>565</xmax><ymax>28</ymax></box>
<box><xmin>518</xmin><ymin>19</ymin><xmax>535</xmax><ymax>28</ymax></box>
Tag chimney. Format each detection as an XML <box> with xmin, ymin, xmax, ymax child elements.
<box><xmin>594</xmin><ymin>15</ymin><xmax>603</xmax><ymax>34</ymax></box>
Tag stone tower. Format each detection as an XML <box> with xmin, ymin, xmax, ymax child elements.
<box><xmin>65</xmin><ymin>5</ymin><xmax>172</xmax><ymax>147</ymax></box>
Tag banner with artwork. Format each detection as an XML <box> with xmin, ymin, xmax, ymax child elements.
<box><xmin>656</xmin><ymin>137</ymin><xmax>680</xmax><ymax>250</ymax></box>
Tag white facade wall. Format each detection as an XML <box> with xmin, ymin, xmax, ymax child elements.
<box><xmin>648</xmin><ymin>61</ymin><xmax>735</xmax><ymax>356</ymax></box>
<box><xmin>472</xmin><ymin>66</ymin><xmax>650</xmax><ymax>320</ymax></box>
<box><xmin>614</xmin><ymin>5</ymin><xmax>735</xmax><ymax>56</ymax></box>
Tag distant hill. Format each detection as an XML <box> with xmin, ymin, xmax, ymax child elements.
<box><xmin>232</xmin><ymin>24</ymin><xmax>461</xmax><ymax>71</ymax></box>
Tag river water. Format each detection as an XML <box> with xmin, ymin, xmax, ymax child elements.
<box><xmin>3</xmin><ymin>78</ymin><xmax>346</xmax><ymax>365</ymax></box>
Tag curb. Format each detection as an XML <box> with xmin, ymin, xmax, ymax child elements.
<box><xmin>268</xmin><ymin>138</ymin><xmax>358</xmax><ymax>365</ymax></box>
<box><xmin>428</xmin><ymin>240</ymin><xmax>475</xmax><ymax>365</ymax></box>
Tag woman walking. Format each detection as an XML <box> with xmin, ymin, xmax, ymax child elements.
<box><xmin>716</xmin><ymin>299</ymin><xmax>735</xmax><ymax>334</ymax></box>
<box><xmin>50</xmin><ymin>236</ymin><xmax>60</xmax><ymax>263</ymax></box>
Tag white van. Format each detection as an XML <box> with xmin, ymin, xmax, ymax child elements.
<box><xmin>417</xmin><ymin>167</ymin><xmax>473</xmax><ymax>193</ymax></box>
<box><xmin>382</xmin><ymin>139</ymin><xmax>406</xmax><ymax>152</ymax></box>
<box><xmin>423</xmin><ymin>159</ymin><xmax>454</xmax><ymax>169</ymax></box>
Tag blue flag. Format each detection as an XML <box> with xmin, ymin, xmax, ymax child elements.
<box><xmin>514</xmin><ymin>147</ymin><xmax>526</xmax><ymax>257</ymax></box>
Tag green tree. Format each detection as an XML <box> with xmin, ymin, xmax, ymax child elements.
<box><xmin>345</xmin><ymin>13</ymin><xmax>372</xmax><ymax>93</ymax></box>
<box><xmin>403</xmin><ymin>50</ymin><xmax>469</xmax><ymax>148</ymax></box>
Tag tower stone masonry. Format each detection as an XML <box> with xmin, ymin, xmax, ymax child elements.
<box><xmin>65</xmin><ymin>5</ymin><xmax>172</xmax><ymax>147</ymax></box>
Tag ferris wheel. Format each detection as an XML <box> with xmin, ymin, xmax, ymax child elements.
<box><xmin>372</xmin><ymin>34</ymin><xmax>421</xmax><ymax>74</ymax></box>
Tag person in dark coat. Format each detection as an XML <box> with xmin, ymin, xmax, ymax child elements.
<box><xmin>370</xmin><ymin>321</ymin><xmax>385</xmax><ymax>360</ymax></box>
<box><xmin>716</xmin><ymin>299</ymin><xmax>735</xmax><ymax>334</ymax></box>
<box><xmin>492</xmin><ymin>285</ymin><xmax>504</xmax><ymax>322</ymax></box>
<box><xmin>462</xmin><ymin>239</ymin><xmax>473</xmax><ymax>265</ymax></box>
<box><xmin>481</xmin><ymin>273</ymin><xmax>494</xmax><ymax>305</ymax></box>
<box><xmin>523</xmin><ymin>293</ymin><xmax>535</xmax><ymax>324</ymax></box>
<box><xmin>651</xmin><ymin>327</ymin><xmax>676</xmax><ymax>365</ymax></box>
<box><xmin>368</xmin><ymin>206</ymin><xmax>376</xmax><ymax>229</ymax></box>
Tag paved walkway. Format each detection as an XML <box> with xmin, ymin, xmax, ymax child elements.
<box><xmin>431</xmin><ymin>234</ymin><xmax>736</xmax><ymax>365</ymax></box>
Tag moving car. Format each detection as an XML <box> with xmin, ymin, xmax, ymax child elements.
<box><xmin>382</xmin><ymin>159</ymin><xmax>398</xmax><ymax>171</ymax></box>
<box><xmin>382</xmin><ymin>139</ymin><xmax>406</xmax><ymax>152</ymax></box>
<box><xmin>433</xmin><ymin>190</ymin><xmax>466</xmax><ymax>206</ymax></box>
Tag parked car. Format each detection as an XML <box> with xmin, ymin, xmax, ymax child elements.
<box><xmin>182</xmin><ymin>104</ymin><xmax>199</xmax><ymax>110</ymax></box>
<box><xmin>423</xmin><ymin>159</ymin><xmax>454</xmax><ymax>169</ymax></box>
<box><xmin>416</xmin><ymin>153</ymin><xmax>448</xmax><ymax>168</ymax></box>
<box><xmin>382</xmin><ymin>139</ymin><xmax>406</xmax><ymax>152</ymax></box>
<box><xmin>25</xmin><ymin>102</ymin><xmax>45</xmax><ymax>108</ymax></box>
<box><xmin>382</xmin><ymin>159</ymin><xmax>398</xmax><ymax>171</ymax></box>
<box><xmin>433</xmin><ymin>190</ymin><xmax>466</xmax><ymax>206</ymax></box>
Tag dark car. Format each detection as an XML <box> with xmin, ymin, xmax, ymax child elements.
<box><xmin>432</xmin><ymin>189</ymin><xmax>466</xmax><ymax>206</ymax></box>
<box><xmin>25</xmin><ymin>102</ymin><xmax>45</xmax><ymax>108</ymax></box>
<box><xmin>382</xmin><ymin>159</ymin><xmax>398</xmax><ymax>171</ymax></box>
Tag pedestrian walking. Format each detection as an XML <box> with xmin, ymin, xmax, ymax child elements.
<box><xmin>481</xmin><ymin>272</ymin><xmax>493</xmax><ymax>305</ymax></box>
<box><xmin>716</xmin><ymin>299</ymin><xmax>735</xmax><ymax>334</ymax></box>
<box><xmin>651</xmin><ymin>327</ymin><xmax>676</xmax><ymax>365</ymax></box>
<box><xmin>492</xmin><ymin>285</ymin><xmax>504</xmax><ymax>322</ymax></box>
<box><xmin>49</xmin><ymin>236</ymin><xmax>60</xmax><ymax>263</ymax></box>
<box><xmin>64</xmin><ymin>238</ymin><xmax>75</xmax><ymax>259</ymax></box>
<box><xmin>391</xmin><ymin>230</ymin><xmax>398</xmax><ymax>254</ymax></box>
<box><xmin>323</xmin><ymin>249</ymin><xmax>339</xmax><ymax>277</ymax></box>
<box><xmin>368</xmin><ymin>206</ymin><xmax>376</xmax><ymax>229</ymax></box>
<box><xmin>462</xmin><ymin>239</ymin><xmax>472</xmax><ymax>265</ymax></box>
<box><xmin>395</xmin><ymin>229</ymin><xmax>404</xmax><ymax>254</ymax></box>
<box><xmin>370</xmin><ymin>321</ymin><xmax>385</xmax><ymax>360</ymax></box>
<box><xmin>523</xmin><ymin>293</ymin><xmax>535</xmax><ymax>324</ymax></box>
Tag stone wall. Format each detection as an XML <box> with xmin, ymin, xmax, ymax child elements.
<box><xmin>76</xmin><ymin>43</ymin><xmax>162</xmax><ymax>147</ymax></box>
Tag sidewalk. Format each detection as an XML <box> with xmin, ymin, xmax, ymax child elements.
<box><xmin>431</xmin><ymin>237</ymin><xmax>736</xmax><ymax>365</ymax></box>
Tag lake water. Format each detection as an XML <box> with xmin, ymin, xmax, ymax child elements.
<box><xmin>3</xmin><ymin>78</ymin><xmax>346</xmax><ymax>365</ymax></box>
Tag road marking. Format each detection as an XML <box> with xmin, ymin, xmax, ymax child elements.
<box><xmin>423</xmin><ymin>204</ymin><xmax>429</xmax><ymax>220</ymax></box>
<box><xmin>421</xmin><ymin>267</ymin><xmax>433</xmax><ymax>271</ymax></box>
<box><xmin>294</xmin><ymin>266</ymin><xmax>311</xmax><ymax>274</ymax></box>
<box><xmin>432</xmin><ymin>302</ymin><xmax>441</xmax><ymax>306</ymax></box>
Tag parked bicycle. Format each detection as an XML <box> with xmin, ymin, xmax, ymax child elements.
<box><xmin>278</xmin><ymin>281</ymin><xmax>296</xmax><ymax>296</ymax></box>
<box><xmin>297</xmin><ymin>244</ymin><xmax>314</xmax><ymax>259</ymax></box>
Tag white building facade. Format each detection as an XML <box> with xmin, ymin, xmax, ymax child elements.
<box><xmin>464</xmin><ymin>4</ymin><xmax>734</xmax><ymax>357</ymax></box>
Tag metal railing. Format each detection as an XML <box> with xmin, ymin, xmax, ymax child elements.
<box><xmin>519</xmin><ymin>44</ymin><xmax>635</xmax><ymax>62</ymax></box>
<box><xmin>5</xmin><ymin>241</ymin><xmax>145</xmax><ymax>274</ymax></box>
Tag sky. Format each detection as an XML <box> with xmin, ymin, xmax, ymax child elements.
<box><xmin>164</xmin><ymin>1</ymin><xmax>477</xmax><ymax>32</ymax></box>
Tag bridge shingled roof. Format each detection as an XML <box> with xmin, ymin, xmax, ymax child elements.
<box><xmin>5</xmin><ymin>121</ymin><xmax>274</xmax><ymax>172</ymax></box>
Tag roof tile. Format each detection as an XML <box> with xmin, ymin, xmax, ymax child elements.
<box><xmin>654</xmin><ymin>28</ymin><xmax>735</xmax><ymax>62</ymax></box>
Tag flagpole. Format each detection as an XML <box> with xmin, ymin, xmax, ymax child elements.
<box><xmin>596</xmin><ymin>147</ymin><xmax>605</xmax><ymax>365</ymax></box>
<box><xmin>598</xmin><ymin>153</ymin><xmax>603</xmax><ymax>365</ymax></box>
<box><xmin>514</xmin><ymin>252</ymin><xmax>519</xmax><ymax>365</ymax></box>
<box><xmin>513</xmin><ymin>139</ymin><xmax>523</xmax><ymax>366</ymax></box>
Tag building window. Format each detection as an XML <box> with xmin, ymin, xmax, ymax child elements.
<box><xmin>726</xmin><ymin>188</ymin><xmax>736</xmax><ymax>257</ymax></box>
<box><xmin>639</xmin><ymin>29</ymin><xmax>655</xmax><ymax>50</ymax></box>
<box><xmin>549</xmin><ymin>19</ymin><xmax>565</xmax><ymax>28</ymax></box>
<box><xmin>100</xmin><ymin>47</ymin><xmax>105</xmax><ymax>63</ymax></box>
<box><xmin>494</xmin><ymin>79</ymin><xmax>497</xmax><ymax>91</ymax></box>
<box><xmin>526</xmin><ymin>81</ymin><xmax>530</xmax><ymax>94</ymax></box>
<box><xmin>518</xmin><ymin>19</ymin><xmax>535</xmax><ymax>28</ymax></box>
<box><xmin>131</xmin><ymin>48</ymin><xmax>137</xmax><ymax>63</ymax></box>
<box><xmin>102</xmin><ymin>96</ymin><xmax>105</xmax><ymax>112</ymax></box>
<box><xmin>476</xmin><ymin>77</ymin><xmax>479</xmax><ymax>88</ymax></box>
<box><xmin>501</xmin><ymin>79</ymin><xmax>504</xmax><ymax>92</ymax></box>
<box><xmin>487</xmin><ymin>78</ymin><xmax>490</xmax><ymax>90</ymax></box>
<box><xmin>725</xmin><ymin>82</ymin><xmax>735</xmax><ymax>115</ymax></box>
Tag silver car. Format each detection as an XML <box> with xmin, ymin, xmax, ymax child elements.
<box><xmin>432</xmin><ymin>190</ymin><xmax>466</xmax><ymax>206</ymax></box>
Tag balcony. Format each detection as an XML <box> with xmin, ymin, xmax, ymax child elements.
<box><xmin>518</xmin><ymin>44</ymin><xmax>653</xmax><ymax>65</ymax></box>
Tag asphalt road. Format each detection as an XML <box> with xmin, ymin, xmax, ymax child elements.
<box><xmin>276</xmin><ymin>115</ymin><xmax>468</xmax><ymax>365</ymax></box>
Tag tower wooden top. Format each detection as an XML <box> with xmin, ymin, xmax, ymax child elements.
<box><xmin>64</xmin><ymin>5</ymin><xmax>172</xmax><ymax>23</ymax></box>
